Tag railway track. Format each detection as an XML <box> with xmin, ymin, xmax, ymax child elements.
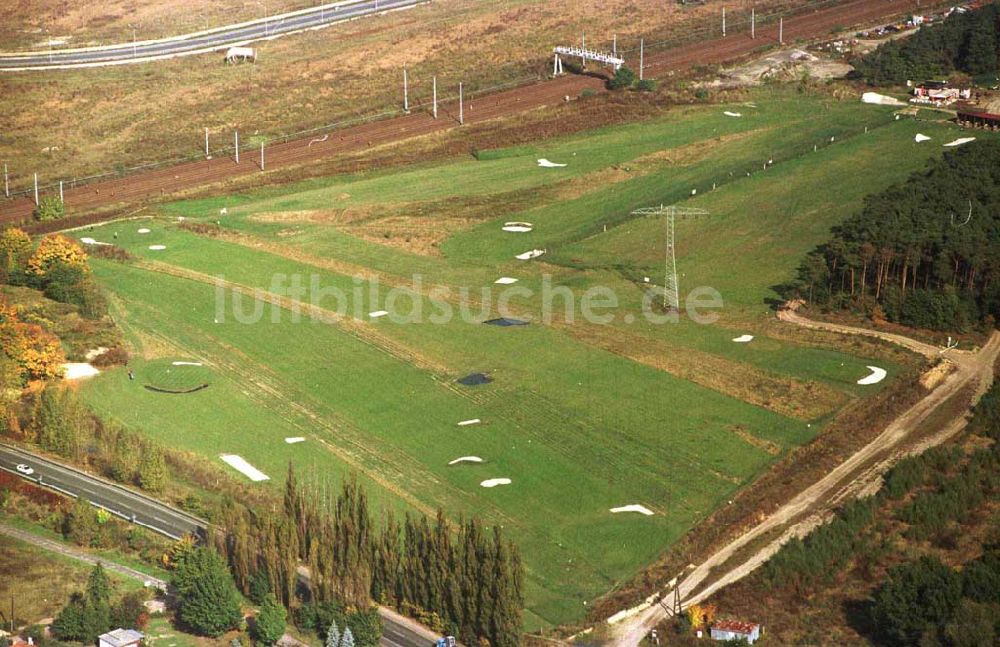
<box><xmin>0</xmin><ymin>0</ymin><xmax>929</xmax><ymax>225</ymax></box>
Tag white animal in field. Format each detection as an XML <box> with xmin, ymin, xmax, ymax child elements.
<box><xmin>225</xmin><ymin>47</ymin><xmax>256</xmax><ymax>64</ymax></box>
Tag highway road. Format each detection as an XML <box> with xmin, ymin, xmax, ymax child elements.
<box><xmin>0</xmin><ymin>446</ymin><xmax>435</xmax><ymax>647</ymax></box>
<box><xmin>0</xmin><ymin>0</ymin><xmax>425</xmax><ymax>70</ymax></box>
<box><xmin>0</xmin><ymin>443</ymin><xmax>206</xmax><ymax>540</ymax></box>
<box><xmin>378</xmin><ymin>607</ymin><xmax>440</xmax><ymax>647</ymax></box>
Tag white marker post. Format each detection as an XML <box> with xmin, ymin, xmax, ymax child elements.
<box><xmin>432</xmin><ymin>76</ymin><xmax>438</xmax><ymax>119</ymax></box>
<box><xmin>751</xmin><ymin>8</ymin><xmax>756</xmax><ymax>39</ymax></box>
<box><xmin>779</xmin><ymin>17</ymin><xmax>784</xmax><ymax>44</ymax></box>
<box><xmin>234</xmin><ymin>131</ymin><xmax>240</xmax><ymax>163</ymax></box>
<box><xmin>639</xmin><ymin>38</ymin><xmax>644</xmax><ymax>81</ymax></box>
<box><xmin>33</xmin><ymin>173</ymin><xmax>38</xmax><ymax>206</ymax></box>
<box><xmin>613</xmin><ymin>33</ymin><xmax>617</xmax><ymax>56</ymax></box>
<box><xmin>403</xmin><ymin>68</ymin><xmax>409</xmax><ymax>112</ymax></box>
<box><xmin>459</xmin><ymin>82</ymin><xmax>464</xmax><ymax>125</ymax></box>
<box><xmin>260</xmin><ymin>141</ymin><xmax>265</xmax><ymax>171</ymax></box>
<box><xmin>3</xmin><ymin>164</ymin><xmax>8</xmax><ymax>198</ymax></box>
<box><xmin>204</xmin><ymin>128</ymin><xmax>209</xmax><ymax>157</ymax></box>
<box><xmin>59</xmin><ymin>180</ymin><xmax>63</xmax><ymax>204</ymax></box>
<box><xmin>722</xmin><ymin>7</ymin><xmax>727</xmax><ymax>37</ymax></box>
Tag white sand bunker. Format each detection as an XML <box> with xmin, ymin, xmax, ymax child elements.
<box><xmin>494</xmin><ymin>277</ymin><xmax>518</xmax><ymax>285</ymax></box>
<box><xmin>861</xmin><ymin>92</ymin><xmax>904</xmax><ymax>106</ymax></box>
<box><xmin>369</xmin><ymin>310</ymin><xmax>389</xmax><ymax>318</ymax></box>
<box><xmin>457</xmin><ymin>419</ymin><xmax>481</xmax><ymax>426</ymax></box>
<box><xmin>284</xmin><ymin>437</ymin><xmax>306</xmax><ymax>444</ymax></box>
<box><xmin>857</xmin><ymin>366</ymin><xmax>887</xmax><ymax>385</ymax></box>
<box><xmin>503</xmin><ymin>221</ymin><xmax>534</xmax><ymax>233</ymax></box>
<box><xmin>915</xmin><ymin>134</ymin><xmax>931</xmax><ymax>143</ymax></box>
<box><xmin>944</xmin><ymin>137</ymin><xmax>976</xmax><ymax>147</ymax></box>
<box><xmin>723</xmin><ymin>111</ymin><xmax>742</xmax><ymax>117</ymax></box>
<box><xmin>537</xmin><ymin>159</ymin><xmax>566</xmax><ymax>168</ymax></box>
<box><xmin>515</xmin><ymin>249</ymin><xmax>545</xmax><ymax>260</ymax></box>
<box><xmin>137</xmin><ymin>228</ymin><xmax>151</xmax><ymax>234</ymax></box>
<box><xmin>61</xmin><ymin>363</ymin><xmax>99</xmax><ymax>380</ymax></box>
<box><xmin>148</xmin><ymin>245</ymin><xmax>166</xmax><ymax>251</ymax></box>
<box><xmin>172</xmin><ymin>361</ymin><xmax>203</xmax><ymax>366</ymax></box>
<box><xmin>80</xmin><ymin>237</ymin><xmax>111</xmax><ymax>246</ymax></box>
<box><xmin>480</xmin><ymin>478</ymin><xmax>511</xmax><ymax>488</ymax></box>
<box><xmin>220</xmin><ymin>454</ymin><xmax>270</xmax><ymax>481</ymax></box>
<box><xmin>449</xmin><ymin>456</ymin><xmax>484</xmax><ymax>465</ymax></box>
<box><xmin>732</xmin><ymin>334</ymin><xmax>754</xmax><ymax>343</ymax></box>
<box><xmin>610</xmin><ymin>504</ymin><xmax>655</xmax><ymax>516</ymax></box>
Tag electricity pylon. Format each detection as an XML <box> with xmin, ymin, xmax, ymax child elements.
<box><xmin>630</xmin><ymin>204</ymin><xmax>709</xmax><ymax>311</ymax></box>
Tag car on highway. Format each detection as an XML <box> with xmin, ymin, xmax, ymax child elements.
<box><xmin>15</xmin><ymin>463</ymin><xmax>34</xmax><ymax>475</ymax></box>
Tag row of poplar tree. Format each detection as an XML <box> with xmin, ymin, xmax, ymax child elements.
<box><xmin>211</xmin><ymin>465</ymin><xmax>524</xmax><ymax>647</ymax></box>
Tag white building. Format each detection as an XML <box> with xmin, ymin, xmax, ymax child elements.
<box><xmin>97</xmin><ymin>629</ymin><xmax>144</xmax><ymax>647</ymax></box>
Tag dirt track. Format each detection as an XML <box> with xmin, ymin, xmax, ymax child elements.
<box><xmin>0</xmin><ymin>0</ymin><xmax>930</xmax><ymax>225</ymax></box>
<box><xmin>610</xmin><ymin>315</ymin><xmax>1000</xmax><ymax>647</ymax></box>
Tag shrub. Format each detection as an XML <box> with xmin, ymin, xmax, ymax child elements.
<box><xmin>637</xmin><ymin>79</ymin><xmax>657</xmax><ymax>92</ymax></box>
<box><xmin>607</xmin><ymin>66</ymin><xmax>636</xmax><ymax>90</ymax></box>
<box><xmin>33</xmin><ymin>196</ymin><xmax>65</xmax><ymax>221</ymax></box>
<box><xmin>250</xmin><ymin>594</ymin><xmax>286</xmax><ymax>645</ymax></box>
<box><xmin>91</xmin><ymin>346</ymin><xmax>130</xmax><ymax>367</ymax></box>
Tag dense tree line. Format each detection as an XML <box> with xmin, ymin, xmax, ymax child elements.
<box><xmin>784</xmin><ymin>141</ymin><xmax>1000</xmax><ymax>330</ymax></box>
<box><xmin>853</xmin><ymin>4</ymin><xmax>1000</xmax><ymax>85</ymax></box>
<box><xmin>214</xmin><ymin>465</ymin><xmax>524</xmax><ymax>647</ymax></box>
<box><xmin>872</xmin><ymin>552</ymin><xmax>1000</xmax><ymax>645</ymax></box>
<box><xmin>21</xmin><ymin>384</ymin><xmax>169</xmax><ymax>493</ymax></box>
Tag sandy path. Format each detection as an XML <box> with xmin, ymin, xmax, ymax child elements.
<box><xmin>610</xmin><ymin>314</ymin><xmax>1000</xmax><ymax>647</ymax></box>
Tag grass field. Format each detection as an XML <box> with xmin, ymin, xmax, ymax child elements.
<box><xmin>0</xmin><ymin>533</ymin><xmax>142</xmax><ymax>628</ymax></box>
<box><xmin>72</xmin><ymin>88</ymin><xmax>990</xmax><ymax>628</ymax></box>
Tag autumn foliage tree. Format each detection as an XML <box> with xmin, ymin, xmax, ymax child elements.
<box><xmin>0</xmin><ymin>227</ymin><xmax>33</xmax><ymax>282</ymax></box>
<box><xmin>24</xmin><ymin>234</ymin><xmax>107</xmax><ymax>318</ymax></box>
<box><xmin>0</xmin><ymin>299</ymin><xmax>65</xmax><ymax>383</ymax></box>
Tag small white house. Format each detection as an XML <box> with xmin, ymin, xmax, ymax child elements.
<box><xmin>97</xmin><ymin>629</ymin><xmax>143</xmax><ymax>647</ymax></box>
<box><xmin>710</xmin><ymin>620</ymin><xmax>762</xmax><ymax>644</ymax></box>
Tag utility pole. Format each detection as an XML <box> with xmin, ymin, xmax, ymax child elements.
<box><xmin>779</xmin><ymin>16</ymin><xmax>784</xmax><ymax>44</ymax></box>
<box><xmin>613</xmin><ymin>33</ymin><xmax>617</xmax><ymax>56</ymax></box>
<box><xmin>33</xmin><ymin>173</ymin><xmax>38</xmax><ymax>206</ymax></box>
<box><xmin>751</xmin><ymin>7</ymin><xmax>756</xmax><ymax>39</ymax></box>
<box><xmin>403</xmin><ymin>67</ymin><xmax>409</xmax><ymax>112</ymax></box>
<box><xmin>639</xmin><ymin>38</ymin><xmax>644</xmax><ymax>81</ymax></box>
<box><xmin>631</xmin><ymin>205</ymin><xmax>709</xmax><ymax>312</ymax></box>
<box><xmin>3</xmin><ymin>164</ymin><xmax>8</xmax><ymax>198</ymax></box>
<box><xmin>234</xmin><ymin>131</ymin><xmax>240</xmax><ymax>163</ymax></box>
<box><xmin>722</xmin><ymin>7</ymin><xmax>726</xmax><ymax>37</ymax></box>
<box><xmin>459</xmin><ymin>82</ymin><xmax>464</xmax><ymax>125</ymax></box>
<box><xmin>59</xmin><ymin>180</ymin><xmax>64</xmax><ymax>204</ymax></box>
<box><xmin>205</xmin><ymin>127</ymin><xmax>210</xmax><ymax>157</ymax></box>
<box><xmin>432</xmin><ymin>75</ymin><xmax>438</xmax><ymax>119</ymax></box>
<box><xmin>260</xmin><ymin>141</ymin><xmax>265</xmax><ymax>170</ymax></box>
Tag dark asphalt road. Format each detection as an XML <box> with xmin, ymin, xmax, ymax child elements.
<box><xmin>0</xmin><ymin>443</ymin><xmax>206</xmax><ymax>540</ymax></box>
<box><xmin>0</xmin><ymin>0</ymin><xmax>425</xmax><ymax>70</ymax></box>
<box><xmin>378</xmin><ymin>608</ymin><xmax>438</xmax><ymax>647</ymax></box>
